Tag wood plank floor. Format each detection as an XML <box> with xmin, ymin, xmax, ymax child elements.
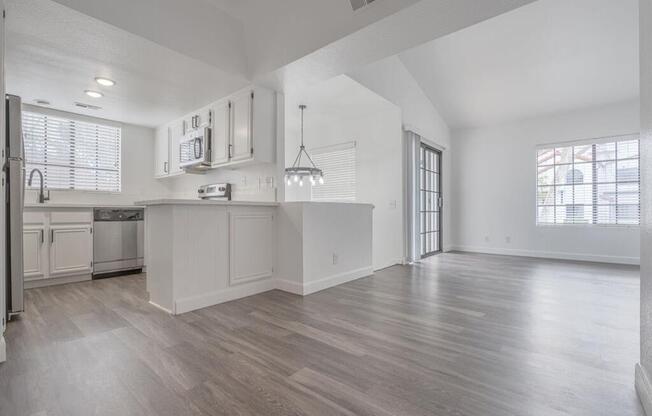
<box><xmin>0</xmin><ymin>252</ymin><xmax>643</xmax><ymax>415</ymax></box>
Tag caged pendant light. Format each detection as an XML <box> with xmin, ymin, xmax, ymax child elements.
<box><xmin>285</xmin><ymin>105</ymin><xmax>324</xmax><ymax>187</ymax></box>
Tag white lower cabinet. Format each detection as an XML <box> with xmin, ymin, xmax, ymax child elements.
<box><xmin>49</xmin><ymin>225</ymin><xmax>93</xmax><ymax>277</ymax></box>
<box><xmin>23</xmin><ymin>226</ymin><xmax>46</xmax><ymax>281</ymax></box>
<box><xmin>229</xmin><ymin>210</ymin><xmax>274</xmax><ymax>285</ymax></box>
<box><xmin>23</xmin><ymin>209</ymin><xmax>94</xmax><ymax>286</ymax></box>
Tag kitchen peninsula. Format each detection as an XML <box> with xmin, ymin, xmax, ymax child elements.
<box><xmin>138</xmin><ymin>199</ymin><xmax>374</xmax><ymax>314</ymax></box>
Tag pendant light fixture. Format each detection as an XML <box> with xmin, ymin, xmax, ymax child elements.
<box><xmin>285</xmin><ymin>105</ymin><xmax>324</xmax><ymax>187</ymax></box>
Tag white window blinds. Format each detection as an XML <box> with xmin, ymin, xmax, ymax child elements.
<box><xmin>23</xmin><ymin>111</ymin><xmax>122</xmax><ymax>192</ymax></box>
<box><xmin>311</xmin><ymin>142</ymin><xmax>356</xmax><ymax>202</ymax></box>
<box><xmin>536</xmin><ymin>134</ymin><xmax>639</xmax><ymax>225</ymax></box>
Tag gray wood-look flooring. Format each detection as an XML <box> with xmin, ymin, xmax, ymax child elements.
<box><xmin>0</xmin><ymin>252</ymin><xmax>643</xmax><ymax>415</ymax></box>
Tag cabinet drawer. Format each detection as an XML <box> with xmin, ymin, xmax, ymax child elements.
<box><xmin>50</xmin><ymin>210</ymin><xmax>93</xmax><ymax>224</ymax></box>
<box><xmin>24</xmin><ymin>211</ymin><xmax>47</xmax><ymax>225</ymax></box>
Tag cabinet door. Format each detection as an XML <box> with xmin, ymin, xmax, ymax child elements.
<box><xmin>196</xmin><ymin>106</ymin><xmax>211</xmax><ymax>128</ymax></box>
<box><xmin>154</xmin><ymin>125</ymin><xmax>169</xmax><ymax>177</ymax></box>
<box><xmin>168</xmin><ymin>120</ymin><xmax>185</xmax><ymax>175</ymax></box>
<box><xmin>229</xmin><ymin>211</ymin><xmax>274</xmax><ymax>285</ymax></box>
<box><xmin>211</xmin><ymin>100</ymin><xmax>230</xmax><ymax>165</ymax></box>
<box><xmin>23</xmin><ymin>226</ymin><xmax>47</xmax><ymax>281</ymax></box>
<box><xmin>49</xmin><ymin>226</ymin><xmax>92</xmax><ymax>277</ymax></box>
<box><xmin>230</xmin><ymin>91</ymin><xmax>253</xmax><ymax>162</ymax></box>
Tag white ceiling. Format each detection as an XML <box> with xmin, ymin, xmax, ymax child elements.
<box><xmin>399</xmin><ymin>0</ymin><xmax>640</xmax><ymax>130</ymax></box>
<box><xmin>6</xmin><ymin>0</ymin><xmax>540</xmax><ymax>128</ymax></box>
<box><xmin>6</xmin><ymin>0</ymin><xmax>249</xmax><ymax>127</ymax></box>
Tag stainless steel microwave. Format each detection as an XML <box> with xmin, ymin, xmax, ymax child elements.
<box><xmin>180</xmin><ymin>127</ymin><xmax>212</xmax><ymax>169</ymax></box>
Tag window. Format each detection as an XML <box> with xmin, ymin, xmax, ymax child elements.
<box><xmin>310</xmin><ymin>141</ymin><xmax>356</xmax><ymax>202</ymax></box>
<box><xmin>23</xmin><ymin>111</ymin><xmax>121</xmax><ymax>192</ymax></box>
<box><xmin>536</xmin><ymin>134</ymin><xmax>639</xmax><ymax>225</ymax></box>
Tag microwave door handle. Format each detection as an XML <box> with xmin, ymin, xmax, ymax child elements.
<box><xmin>194</xmin><ymin>138</ymin><xmax>201</xmax><ymax>159</ymax></box>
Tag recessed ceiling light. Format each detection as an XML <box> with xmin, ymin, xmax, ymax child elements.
<box><xmin>85</xmin><ymin>90</ymin><xmax>103</xmax><ymax>98</ymax></box>
<box><xmin>95</xmin><ymin>77</ymin><xmax>115</xmax><ymax>87</ymax></box>
<box><xmin>35</xmin><ymin>99</ymin><xmax>51</xmax><ymax>106</ymax></box>
<box><xmin>75</xmin><ymin>102</ymin><xmax>102</xmax><ymax>110</ymax></box>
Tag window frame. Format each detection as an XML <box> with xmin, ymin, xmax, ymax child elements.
<box><xmin>22</xmin><ymin>107</ymin><xmax>122</xmax><ymax>194</ymax></box>
<box><xmin>535</xmin><ymin>134</ymin><xmax>640</xmax><ymax>228</ymax></box>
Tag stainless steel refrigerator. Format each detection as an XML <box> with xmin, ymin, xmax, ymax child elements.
<box><xmin>4</xmin><ymin>94</ymin><xmax>23</xmax><ymax>317</ymax></box>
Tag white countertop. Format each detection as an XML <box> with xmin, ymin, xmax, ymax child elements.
<box><xmin>135</xmin><ymin>198</ymin><xmax>279</xmax><ymax>207</ymax></box>
<box><xmin>25</xmin><ymin>202</ymin><xmax>144</xmax><ymax>209</ymax></box>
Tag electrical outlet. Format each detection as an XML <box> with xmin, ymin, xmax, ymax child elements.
<box><xmin>484</xmin><ymin>236</ymin><xmax>490</xmax><ymax>242</ymax></box>
<box><xmin>332</xmin><ymin>253</ymin><xmax>338</xmax><ymax>265</ymax></box>
<box><xmin>505</xmin><ymin>236</ymin><xmax>511</xmax><ymax>244</ymax></box>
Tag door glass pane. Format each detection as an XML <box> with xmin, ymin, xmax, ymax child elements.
<box><xmin>420</xmin><ymin>145</ymin><xmax>441</xmax><ymax>257</ymax></box>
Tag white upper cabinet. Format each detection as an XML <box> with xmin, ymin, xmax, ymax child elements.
<box><xmin>211</xmin><ymin>99</ymin><xmax>231</xmax><ymax>166</ymax></box>
<box><xmin>153</xmin><ymin>85</ymin><xmax>276</xmax><ymax>179</ymax></box>
<box><xmin>154</xmin><ymin>125</ymin><xmax>169</xmax><ymax>177</ymax></box>
<box><xmin>230</xmin><ymin>90</ymin><xmax>253</xmax><ymax>162</ymax></box>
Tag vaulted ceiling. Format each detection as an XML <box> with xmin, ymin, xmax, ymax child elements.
<box><xmin>6</xmin><ymin>0</ymin><xmax>539</xmax><ymax>127</ymax></box>
<box><xmin>399</xmin><ymin>0</ymin><xmax>640</xmax><ymax>130</ymax></box>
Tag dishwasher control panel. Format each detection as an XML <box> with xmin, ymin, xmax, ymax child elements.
<box><xmin>94</xmin><ymin>208</ymin><xmax>144</xmax><ymax>222</ymax></box>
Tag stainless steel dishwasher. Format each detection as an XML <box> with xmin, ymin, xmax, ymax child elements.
<box><xmin>93</xmin><ymin>208</ymin><xmax>144</xmax><ymax>279</ymax></box>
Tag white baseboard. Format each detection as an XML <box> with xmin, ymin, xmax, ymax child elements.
<box><xmin>274</xmin><ymin>278</ymin><xmax>303</xmax><ymax>295</ymax></box>
<box><xmin>302</xmin><ymin>267</ymin><xmax>374</xmax><ymax>295</ymax></box>
<box><xmin>174</xmin><ymin>279</ymin><xmax>276</xmax><ymax>315</ymax></box>
<box><xmin>0</xmin><ymin>335</ymin><xmax>6</xmax><ymax>363</ymax></box>
<box><xmin>25</xmin><ymin>273</ymin><xmax>92</xmax><ymax>289</ymax></box>
<box><xmin>450</xmin><ymin>245</ymin><xmax>640</xmax><ymax>266</ymax></box>
<box><xmin>636</xmin><ymin>363</ymin><xmax>652</xmax><ymax>415</ymax></box>
<box><xmin>148</xmin><ymin>300</ymin><xmax>172</xmax><ymax>314</ymax></box>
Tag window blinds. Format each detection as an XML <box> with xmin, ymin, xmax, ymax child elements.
<box><xmin>22</xmin><ymin>111</ymin><xmax>121</xmax><ymax>192</ymax></box>
<box><xmin>536</xmin><ymin>134</ymin><xmax>639</xmax><ymax>225</ymax></box>
<box><xmin>311</xmin><ymin>142</ymin><xmax>356</xmax><ymax>202</ymax></box>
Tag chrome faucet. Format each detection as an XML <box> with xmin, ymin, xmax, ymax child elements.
<box><xmin>28</xmin><ymin>168</ymin><xmax>49</xmax><ymax>203</ymax></box>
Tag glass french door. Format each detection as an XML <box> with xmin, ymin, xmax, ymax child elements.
<box><xmin>420</xmin><ymin>144</ymin><xmax>442</xmax><ymax>258</ymax></box>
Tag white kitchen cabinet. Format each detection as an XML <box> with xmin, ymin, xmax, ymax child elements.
<box><xmin>182</xmin><ymin>106</ymin><xmax>211</xmax><ymax>134</ymax></box>
<box><xmin>49</xmin><ymin>225</ymin><xmax>93</xmax><ymax>278</ymax></box>
<box><xmin>229</xmin><ymin>210</ymin><xmax>274</xmax><ymax>285</ymax></box>
<box><xmin>23</xmin><ymin>226</ymin><xmax>46</xmax><ymax>281</ymax></box>
<box><xmin>210</xmin><ymin>99</ymin><xmax>231</xmax><ymax>165</ymax></box>
<box><xmin>154</xmin><ymin>125</ymin><xmax>169</xmax><ymax>177</ymax></box>
<box><xmin>168</xmin><ymin>119</ymin><xmax>185</xmax><ymax>176</ymax></box>
<box><xmin>230</xmin><ymin>90</ymin><xmax>253</xmax><ymax>162</ymax></box>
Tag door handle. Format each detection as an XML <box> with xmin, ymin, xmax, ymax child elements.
<box><xmin>40</xmin><ymin>229</ymin><xmax>44</xmax><ymax>244</ymax></box>
<box><xmin>164</xmin><ymin>161</ymin><xmax>168</xmax><ymax>173</ymax></box>
<box><xmin>228</xmin><ymin>144</ymin><xmax>233</xmax><ymax>159</ymax></box>
<box><xmin>50</xmin><ymin>229</ymin><xmax>54</xmax><ymax>244</ymax></box>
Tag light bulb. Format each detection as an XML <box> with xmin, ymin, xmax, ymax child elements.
<box><xmin>287</xmin><ymin>178</ymin><xmax>292</xmax><ymax>186</ymax></box>
<box><xmin>299</xmin><ymin>178</ymin><xmax>304</xmax><ymax>187</ymax></box>
<box><xmin>319</xmin><ymin>176</ymin><xmax>324</xmax><ymax>185</ymax></box>
<box><xmin>293</xmin><ymin>175</ymin><xmax>299</xmax><ymax>183</ymax></box>
<box><xmin>310</xmin><ymin>176</ymin><xmax>316</xmax><ymax>185</ymax></box>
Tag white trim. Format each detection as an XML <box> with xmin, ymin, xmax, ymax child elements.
<box><xmin>25</xmin><ymin>273</ymin><xmax>91</xmax><ymax>289</ymax></box>
<box><xmin>148</xmin><ymin>300</ymin><xmax>172</xmax><ymax>314</ymax></box>
<box><xmin>0</xmin><ymin>335</ymin><xmax>6</xmax><ymax>363</ymax></box>
<box><xmin>302</xmin><ymin>267</ymin><xmax>374</xmax><ymax>295</ymax></box>
<box><xmin>274</xmin><ymin>278</ymin><xmax>303</xmax><ymax>295</ymax></box>
<box><xmin>636</xmin><ymin>363</ymin><xmax>652</xmax><ymax>415</ymax></box>
<box><xmin>174</xmin><ymin>279</ymin><xmax>275</xmax><ymax>315</ymax></box>
<box><xmin>536</xmin><ymin>132</ymin><xmax>639</xmax><ymax>149</ymax></box>
<box><xmin>450</xmin><ymin>245</ymin><xmax>639</xmax><ymax>266</ymax></box>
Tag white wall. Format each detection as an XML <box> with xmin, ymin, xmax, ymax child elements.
<box><xmin>23</xmin><ymin>105</ymin><xmax>169</xmax><ymax>205</ymax></box>
<box><xmin>159</xmin><ymin>163</ymin><xmax>277</xmax><ymax>202</ymax></box>
<box><xmin>276</xmin><ymin>202</ymin><xmax>374</xmax><ymax>295</ymax></box>
<box><xmin>284</xmin><ymin>103</ymin><xmax>403</xmax><ymax>271</ymax></box>
<box><xmin>452</xmin><ymin>99</ymin><xmax>641</xmax><ymax>264</ymax></box>
<box><xmin>349</xmin><ymin>56</ymin><xmax>454</xmax><ymax>252</ymax></box>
